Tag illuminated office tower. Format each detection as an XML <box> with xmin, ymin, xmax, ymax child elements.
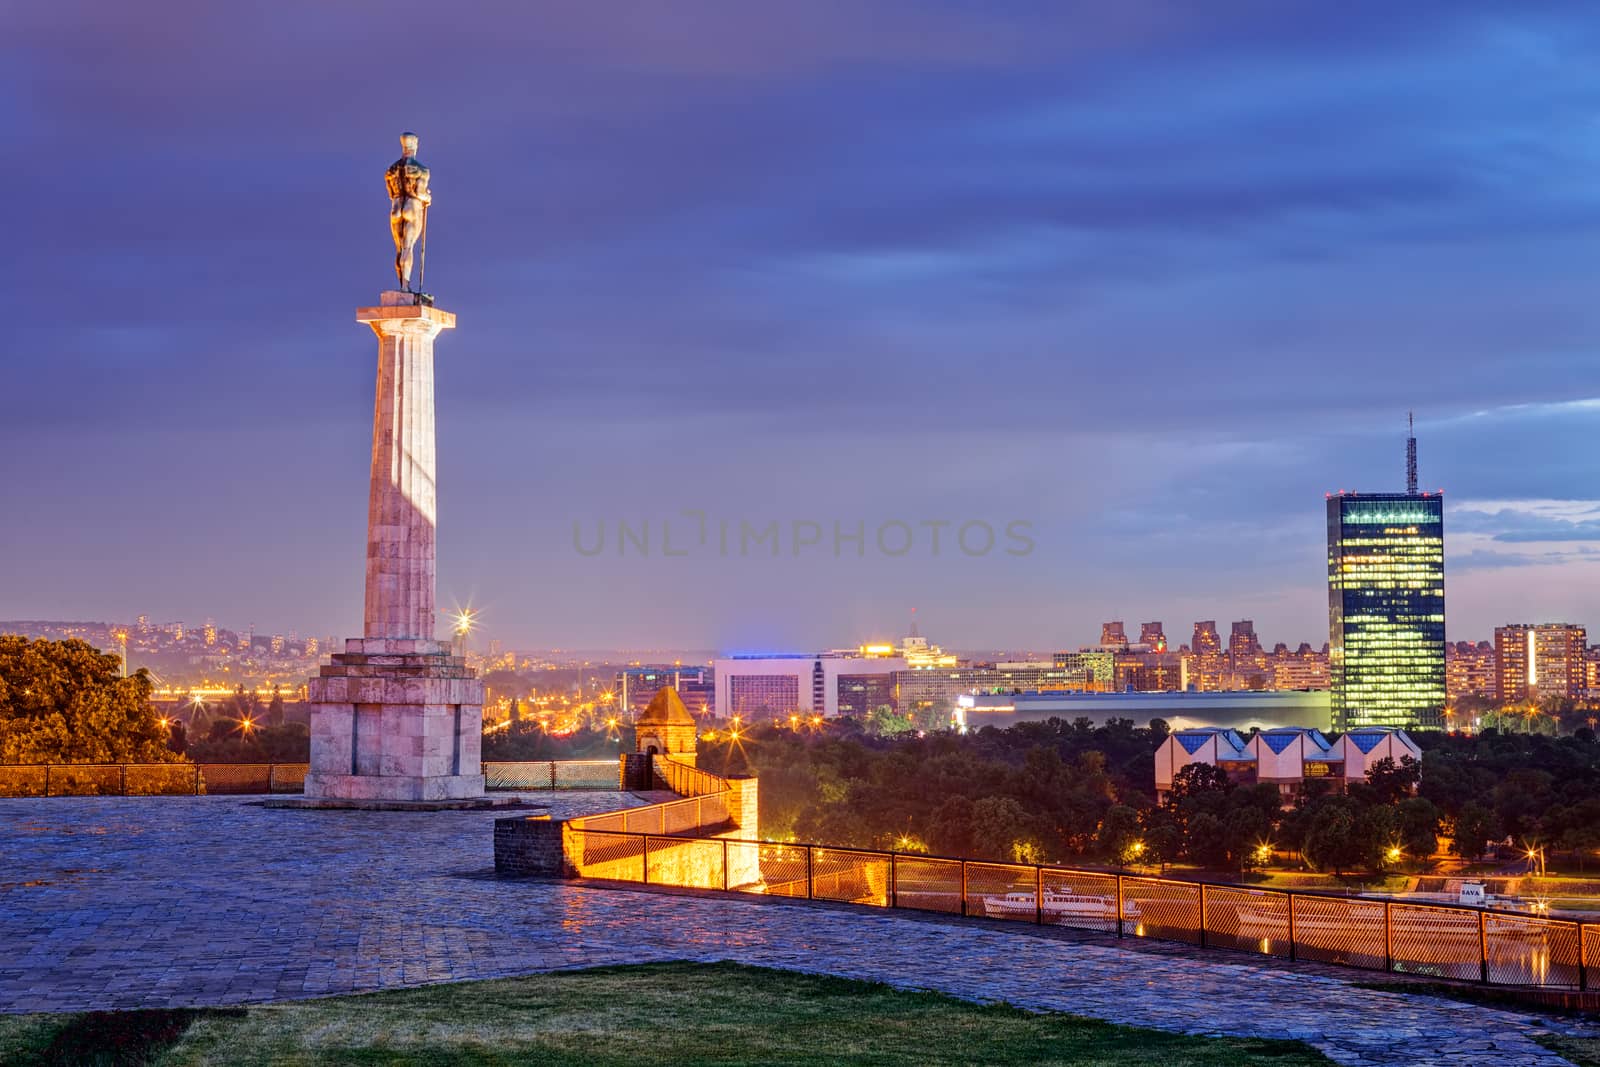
<box><xmin>1191</xmin><ymin>621</ymin><xmax>1221</xmax><ymax>656</ymax></box>
<box><xmin>1327</xmin><ymin>418</ymin><xmax>1445</xmax><ymax>730</ymax></box>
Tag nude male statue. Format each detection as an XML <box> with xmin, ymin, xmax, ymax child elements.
<box><xmin>385</xmin><ymin>132</ymin><xmax>432</xmax><ymax>291</ymax></box>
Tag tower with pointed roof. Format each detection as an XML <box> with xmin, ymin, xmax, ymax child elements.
<box><xmin>635</xmin><ymin>686</ymin><xmax>699</xmax><ymax>766</ymax></box>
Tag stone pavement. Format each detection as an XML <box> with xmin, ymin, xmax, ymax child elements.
<box><xmin>1</xmin><ymin>797</ymin><xmax>1594</xmax><ymax>1066</ymax></box>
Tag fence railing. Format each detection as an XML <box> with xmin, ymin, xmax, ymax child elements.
<box><xmin>0</xmin><ymin>760</ymin><xmax>621</xmax><ymax>797</ymax></box>
<box><xmin>650</xmin><ymin>756</ymin><xmax>734</xmax><ymax>798</ymax></box>
<box><xmin>483</xmin><ymin>760</ymin><xmax>619</xmax><ymax>791</ymax></box>
<box><xmin>564</xmin><ymin>829</ymin><xmax>1596</xmax><ymax>992</ymax></box>
<box><xmin>571</xmin><ymin>792</ymin><xmax>731</xmax><ymax>837</ymax></box>
<box><xmin>0</xmin><ymin>763</ymin><xmax>307</xmax><ymax>797</ymax></box>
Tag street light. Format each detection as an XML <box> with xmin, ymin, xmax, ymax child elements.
<box><xmin>1385</xmin><ymin>845</ymin><xmax>1402</xmax><ymax>865</ymax></box>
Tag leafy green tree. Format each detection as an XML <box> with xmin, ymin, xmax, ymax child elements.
<box><xmin>1450</xmin><ymin>800</ymin><xmax>1500</xmax><ymax>860</ymax></box>
<box><xmin>1365</xmin><ymin>755</ymin><xmax>1421</xmax><ymax>804</ymax></box>
<box><xmin>0</xmin><ymin>637</ymin><xmax>177</xmax><ymax>764</ymax></box>
<box><xmin>1394</xmin><ymin>796</ymin><xmax>1440</xmax><ymax>866</ymax></box>
<box><xmin>1095</xmin><ymin>804</ymin><xmax>1142</xmax><ymax>864</ymax></box>
<box><xmin>1185</xmin><ymin>812</ymin><xmax>1228</xmax><ymax>868</ymax></box>
<box><xmin>1301</xmin><ymin>799</ymin><xmax>1363</xmax><ymax>876</ymax></box>
<box><xmin>866</xmin><ymin>704</ymin><xmax>915</xmax><ymax>736</ymax></box>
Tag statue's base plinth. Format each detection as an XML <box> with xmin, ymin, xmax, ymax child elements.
<box><xmin>304</xmin><ymin>638</ymin><xmax>485</xmax><ymax>803</ymax></box>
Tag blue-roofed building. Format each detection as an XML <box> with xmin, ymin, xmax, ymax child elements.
<box><xmin>1246</xmin><ymin>727</ymin><xmax>1335</xmax><ymax>803</ymax></box>
<box><xmin>1156</xmin><ymin>725</ymin><xmax>1419</xmax><ymax>805</ymax></box>
<box><xmin>1330</xmin><ymin>728</ymin><xmax>1422</xmax><ymax>782</ymax></box>
<box><xmin>1154</xmin><ymin>727</ymin><xmax>1254</xmax><ymax>802</ymax></box>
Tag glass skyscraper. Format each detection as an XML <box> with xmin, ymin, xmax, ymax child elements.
<box><xmin>1327</xmin><ymin>492</ymin><xmax>1445</xmax><ymax>730</ymax></box>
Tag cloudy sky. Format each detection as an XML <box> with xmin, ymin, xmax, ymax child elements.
<box><xmin>5</xmin><ymin>1</ymin><xmax>1600</xmax><ymax>652</ymax></box>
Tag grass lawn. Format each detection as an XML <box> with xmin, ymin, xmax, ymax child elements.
<box><xmin>0</xmin><ymin>961</ymin><xmax>1331</xmax><ymax>1066</ymax></box>
<box><xmin>1536</xmin><ymin>1036</ymin><xmax>1600</xmax><ymax>1067</ymax></box>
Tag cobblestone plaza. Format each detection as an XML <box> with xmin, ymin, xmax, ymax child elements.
<box><xmin>1</xmin><ymin>796</ymin><xmax>1594</xmax><ymax>1066</ymax></box>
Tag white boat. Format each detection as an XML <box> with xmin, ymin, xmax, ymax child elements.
<box><xmin>982</xmin><ymin>889</ymin><xmax>1140</xmax><ymax>921</ymax></box>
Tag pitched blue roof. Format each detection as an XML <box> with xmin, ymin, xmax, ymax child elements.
<box><xmin>1177</xmin><ymin>732</ymin><xmax>1213</xmax><ymax>754</ymax></box>
<box><xmin>1346</xmin><ymin>730</ymin><xmax>1388</xmax><ymax>753</ymax></box>
<box><xmin>1262</xmin><ymin>732</ymin><xmax>1299</xmax><ymax>754</ymax></box>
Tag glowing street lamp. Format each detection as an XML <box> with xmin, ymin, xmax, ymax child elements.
<box><xmin>1525</xmin><ymin>845</ymin><xmax>1546</xmax><ymax>878</ymax></box>
<box><xmin>1385</xmin><ymin>845</ymin><xmax>1402</xmax><ymax>865</ymax></box>
<box><xmin>1254</xmin><ymin>842</ymin><xmax>1272</xmax><ymax>866</ymax></box>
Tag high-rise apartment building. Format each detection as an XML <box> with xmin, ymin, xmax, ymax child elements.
<box><xmin>1494</xmin><ymin>624</ymin><xmax>1587</xmax><ymax>704</ymax></box>
<box><xmin>1099</xmin><ymin>621</ymin><xmax>1128</xmax><ymax>650</ymax></box>
<box><xmin>1228</xmin><ymin>620</ymin><xmax>1261</xmax><ymax>659</ymax></box>
<box><xmin>1327</xmin><ymin>422</ymin><xmax>1446</xmax><ymax>730</ymax></box>
<box><xmin>1191</xmin><ymin>621</ymin><xmax>1222</xmax><ymax>656</ymax></box>
<box><xmin>1139</xmin><ymin>622</ymin><xmax>1167</xmax><ymax>652</ymax></box>
<box><xmin>1445</xmin><ymin>640</ymin><xmax>1495</xmax><ymax>701</ymax></box>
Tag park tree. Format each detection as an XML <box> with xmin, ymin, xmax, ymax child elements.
<box><xmin>1364</xmin><ymin>755</ymin><xmax>1422</xmax><ymax>804</ymax></box>
<box><xmin>1394</xmin><ymin>796</ymin><xmax>1440</xmax><ymax>867</ymax></box>
<box><xmin>0</xmin><ymin>637</ymin><xmax>177</xmax><ymax>764</ymax></box>
<box><xmin>1095</xmin><ymin>803</ymin><xmax>1143</xmax><ymax>864</ymax></box>
<box><xmin>1301</xmin><ymin>798</ymin><xmax>1364</xmax><ymax>876</ymax></box>
<box><xmin>1450</xmin><ymin>800</ymin><xmax>1501</xmax><ymax>860</ymax></box>
<box><xmin>866</xmin><ymin>703</ymin><xmax>915</xmax><ymax>736</ymax></box>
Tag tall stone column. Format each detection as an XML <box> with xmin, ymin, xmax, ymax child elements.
<box><xmin>362</xmin><ymin>295</ymin><xmax>446</xmax><ymax>641</ymax></box>
<box><xmin>302</xmin><ymin>291</ymin><xmax>486</xmax><ymax>804</ymax></box>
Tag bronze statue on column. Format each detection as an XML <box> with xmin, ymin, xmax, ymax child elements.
<box><xmin>385</xmin><ymin>132</ymin><xmax>432</xmax><ymax>292</ymax></box>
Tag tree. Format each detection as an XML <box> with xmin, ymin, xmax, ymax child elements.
<box><xmin>266</xmin><ymin>691</ymin><xmax>286</xmax><ymax>728</ymax></box>
<box><xmin>866</xmin><ymin>704</ymin><xmax>915</xmax><ymax>736</ymax></box>
<box><xmin>1301</xmin><ymin>799</ymin><xmax>1363</xmax><ymax>876</ymax></box>
<box><xmin>1095</xmin><ymin>804</ymin><xmax>1142</xmax><ymax>864</ymax></box>
<box><xmin>1185</xmin><ymin>812</ymin><xmax>1229</xmax><ymax>868</ymax></box>
<box><xmin>1394</xmin><ymin>796</ymin><xmax>1440</xmax><ymax>866</ymax></box>
<box><xmin>1451</xmin><ymin>801</ymin><xmax>1499</xmax><ymax>860</ymax></box>
<box><xmin>0</xmin><ymin>637</ymin><xmax>177</xmax><ymax>764</ymax></box>
<box><xmin>1365</xmin><ymin>755</ymin><xmax>1421</xmax><ymax>804</ymax></box>
<box><xmin>1166</xmin><ymin>762</ymin><xmax>1231</xmax><ymax>806</ymax></box>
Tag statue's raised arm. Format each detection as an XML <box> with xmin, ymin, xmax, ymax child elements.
<box><xmin>386</xmin><ymin>132</ymin><xmax>432</xmax><ymax>292</ymax></box>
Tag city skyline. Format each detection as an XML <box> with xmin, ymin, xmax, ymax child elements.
<box><xmin>8</xmin><ymin>4</ymin><xmax>1600</xmax><ymax>649</ymax></box>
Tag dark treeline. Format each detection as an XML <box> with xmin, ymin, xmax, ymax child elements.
<box><xmin>481</xmin><ymin>723</ymin><xmax>632</xmax><ymax>761</ymax></box>
<box><xmin>701</xmin><ymin>717</ymin><xmax>1600</xmax><ymax>876</ymax></box>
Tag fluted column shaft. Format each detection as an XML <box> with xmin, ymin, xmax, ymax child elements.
<box><xmin>354</xmin><ymin>300</ymin><xmax>456</xmax><ymax>641</ymax></box>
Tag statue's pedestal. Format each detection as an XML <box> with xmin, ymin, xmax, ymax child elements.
<box><xmin>304</xmin><ymin>638</ymin><xmax>485</xmax><ymax>802</ymax></box>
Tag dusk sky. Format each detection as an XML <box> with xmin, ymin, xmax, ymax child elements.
<box><xmin>6</xmin><ymin>1</ymin><xmax>1600</xmax><ymax>652</ymax></box>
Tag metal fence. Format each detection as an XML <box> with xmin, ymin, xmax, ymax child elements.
<box><xmin>483</xmin><ymin>760</ymin><xmax>619</xmax><ymax>791</ymax></box>
<box><xmin>650</xmin><ymin>756</ymin><xmax>732</xmax><ymax>797</ymax></box>
<box><xmin>0</xmin><ymin>760</ymin><xmax>619</xmax><ymax>797</ymax></box>
<box><xmin>564</xmin><ymin>829</ymin><xmax>1596</xmax><ymax>992</ymax></box>
<box><xmin>573</xmin><ymin>792</ymin><xmax>731</xmax><ymax>836</ymax></box>
<box><xmin>0</xmin><ymin>763</ymin><xmax>308</xmax><ymax>796</ymax></box>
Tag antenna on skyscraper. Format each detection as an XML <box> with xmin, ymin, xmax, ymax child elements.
<box><xmin>1406</xmin><ymin>410</ymin><xmax>1418</xmax><ymax>494</ymax></box>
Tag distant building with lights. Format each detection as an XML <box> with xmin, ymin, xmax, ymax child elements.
<box><xmin>1494</xmin><ymin>624</ymin><xmax>1587</xmax><ymax>704</ymax></box>
<box><xmin>1327</xmin><ymin>421</ymin><xmax>1445</xmax><ymax>730</ymax></box>
<box><xmin>617</xmin><ymin>665</ymin><xmax>714</xmax><ymax>718</ymax></box>
<box><xmin>714</xmin><ymin>653</ymin><xmax>904</xmax><ymax>720</ymax></box>
<box><xmin>1446</xmin><ymin>640</ymin><xmax>1496</xmax><ymax>701</ymax></box>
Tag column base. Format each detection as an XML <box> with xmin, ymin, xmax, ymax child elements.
<box><xmin>305</xmin><ymin>640</ymin><xmax>486</xmax><ymax>802</ymax></box>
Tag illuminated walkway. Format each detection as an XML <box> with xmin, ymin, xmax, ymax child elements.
<box><xmin>1</xmin><ymin>797</ymin><xmax>1593</xmax><ymax>1066</ymax></box>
